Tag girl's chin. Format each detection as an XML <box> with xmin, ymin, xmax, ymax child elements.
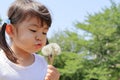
<box><xmin>34</xmin><ymin>48</ymin><xmax>41</xmax><ymax>52</ymax></box>
<box><xmin>35</xmin><ymin>45</ymin><xmax>42</xmax><ymax>49</ymax></box>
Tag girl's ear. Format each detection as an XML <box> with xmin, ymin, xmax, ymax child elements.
<box><xmin>6</xmin><ymin>24</ymin><xmax>14</xmax><ymax>36</ymax></box>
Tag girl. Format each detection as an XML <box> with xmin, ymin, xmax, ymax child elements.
<box><xmin>0</xmin><ymin>0</ymin><xmax>60</xmax><ymax>80</ymax></box>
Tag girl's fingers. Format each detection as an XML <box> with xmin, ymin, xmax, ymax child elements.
<box><xmin>45</xmin><ymin>65</ymin><xmax>60</xmax><ymax>80</ymax></box>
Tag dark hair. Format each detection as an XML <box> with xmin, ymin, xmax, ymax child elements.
<box><xmin>46</xmin><ymin>38</ymin><xmax>49</xmax><ymax>45</ymax></box>
<box><xmin>0</xmin><ymin>0</ymin><xmax>52</xmax><ymax>63</ymax></box>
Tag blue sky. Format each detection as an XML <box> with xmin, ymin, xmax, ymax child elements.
<box><xmin>0</xmin><ymin>0</ymin><xmax>120</xmax><ymax>38</ymax></box>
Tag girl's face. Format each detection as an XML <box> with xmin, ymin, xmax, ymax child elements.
<box><xmin>11</xmin><ymin>17</ymin><xmax>48</xmax><ymax>54</ymax></box>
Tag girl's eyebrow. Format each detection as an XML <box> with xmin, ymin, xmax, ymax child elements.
<box><xmin>28</xmin><ymin>24</ymin><xmax>40</xmax><ymax>28</ymax></box>
<box><xmin>28</xmin><ymin>23</ymin><xmax>49</xmax><ymax>29</ymax></box>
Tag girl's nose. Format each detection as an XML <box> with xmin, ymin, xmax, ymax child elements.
<box><xmin>36</xmin><ymin>33</ymin><xmax>42</xmax><ymax>41</ymax></box>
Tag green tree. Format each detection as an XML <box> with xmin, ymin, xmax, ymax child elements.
<box><xmin>49</xmin><ymin>1</ymin><xmax>120</xmax><ymax>80</ymax></box>
<box><xmin>75</xmin><ymin>1</ymin><xmax>120</xmax><ymax>79</ymax></box>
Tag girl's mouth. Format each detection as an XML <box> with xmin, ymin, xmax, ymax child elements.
<box><xmin>35</xmin><ymin>44</ymin><xmax>42</xmax><ymax>49</ymax></box>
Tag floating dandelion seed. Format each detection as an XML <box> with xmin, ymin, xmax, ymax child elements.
<box><xmin>41</xmin><ymin>43</ymin><xmax>61</xmax><ymax>65</ymax></box>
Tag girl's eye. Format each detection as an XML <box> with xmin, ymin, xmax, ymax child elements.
<box><xmin>42</xmin><ymin>32</ymin><xmax>47</xmax><ymax>35</ymax></box>
<box><xmin>29</xmin><ymin>29</ymin><xmax>37</xmax><ymax>32</ymax></box>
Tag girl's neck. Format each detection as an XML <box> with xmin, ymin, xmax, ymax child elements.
<box><xmin>16</xmin><ymin>54</ymin><xmax>35</xmax><ymax>67</ymax></box>
<box><xmin>10</xmin><ymin>45</ymin><xmax>35</xmax><ymax>67</ymax></box>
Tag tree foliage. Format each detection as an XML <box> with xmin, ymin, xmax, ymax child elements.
<box><xmin>49</xmin><ymin>1</ymin><xmax>120</xmax><ymax>80</ymax></box>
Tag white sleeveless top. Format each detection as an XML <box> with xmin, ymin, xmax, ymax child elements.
<box><xmin>0</xmin><ymin>50</ymin><xmax>48</xmax><ymax>80</ymax></box>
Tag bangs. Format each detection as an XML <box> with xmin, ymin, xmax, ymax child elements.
<box><xmin>8</xmin><ymin>0</ymin><xmax>52</xmax><ymax>27</ymax></box>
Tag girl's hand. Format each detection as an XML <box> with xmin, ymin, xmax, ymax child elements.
<box><xmin>45</xmin><ymin>65</ymin><xmax>60</xmax><ymax>80</ymax></box>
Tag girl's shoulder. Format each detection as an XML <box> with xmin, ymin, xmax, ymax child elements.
<box><xmin>0</xmin><ymin>49</ymin><xmax>6</xmax><ymax>63</ymax></box>
<box><xmin>0</xmin><ymin>49</ymin><xmax>7</xmax><ymax>76</ymax></box>
<box><xmin>0</xmin><ymin>49</ymin><xmax>5</xmax><ymax>60</ymax></box>
<box><xmin>0</xmin><ymin>49</ymin><xmax>3</xmax><ymax>53</ymax></box>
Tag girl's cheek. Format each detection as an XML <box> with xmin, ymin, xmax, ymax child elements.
<box><xmin>41</xmin><ymin>38</ymin><xmax>45</xmax><ymax>44</ymax></box>
<box><xmin>43</xmin><ymin>40</ymin><xmax>47</xmax><ymax>46</ymax></box>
